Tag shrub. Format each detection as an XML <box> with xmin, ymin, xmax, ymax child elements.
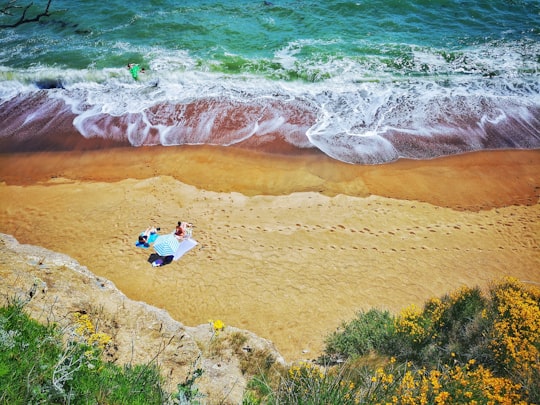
<box><xmin>273</xmin><ymin>362</ymin><xmax>360</xmax><ymax>405</ymax></box>
<box><xmin>243</xmin><ymin>373</ymin><xmax>276</xmax><ymax>405</ymax></box>
<box><xmin>323</xmin><ymin>308</ymin><xmax>395</xmax><ymax>360</ymax></box>
<box><xmin>0</xmin><ymin>301</ymin><xmax>167</xmax><ymax>404</ymax></box>
<box><xmin>0</xmin><ymin>301</ymin><xmax>62</xmax><ymax>403</ymax></box>
<box><xmin>363</xmin><ymin>358</ymin><xmax>529</xmax><ymax>405</ymax></box>
<box><xmin>320</xmin><ymin>278</ymin><xmax>539</xmax><ymax>403</ymax></box>
<box><xmin>486</xmin><ymin>278</ymin><xmax>540</xmax><ymax>403</ymax></box>
<box><xmin>393</xmin><ymin>286</ymin><xmax>490</xmax><ymax>366</ymax></box>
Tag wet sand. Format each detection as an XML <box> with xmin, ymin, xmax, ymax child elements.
<box><xmin>1</xmin><ymin>146</ymin><xmax>539</xmax><ymax>361</ymax></box>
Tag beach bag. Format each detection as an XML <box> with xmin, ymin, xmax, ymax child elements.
<box><xmin>147</xmin><ymin>253</ymin><xmax>173</xmax><ymax>267</ymax></box>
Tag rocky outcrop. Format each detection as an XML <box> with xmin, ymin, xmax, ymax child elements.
<box><xmin>0</xmin><ymin>233</ymin><xmax>286</xmax><ymax>404</ymax></box>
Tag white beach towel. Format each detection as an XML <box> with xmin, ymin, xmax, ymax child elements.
<box><xmin>173</xmin><ymin>238</ymin><xmax>198</xmax><ymax>260</ymax></box>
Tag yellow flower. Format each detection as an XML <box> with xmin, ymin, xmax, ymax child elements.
<box><xmin>435</xmin><ymin>391</ymin><xmax>450</xmax><ymax>405</ymax></box>
<box><xmin>74</xmin><ymin>313</ymin><xmax>94</xmax><ymax>337</ymax></box>
<box><xmin>211</xmin><ymin>319</ymin><xmax>225</xmax><ymax>332</ymax></box>
<box><xmin>88</xmin><ymin>332</ymin><xmax>112</xmax><ymax>349</ymax></box>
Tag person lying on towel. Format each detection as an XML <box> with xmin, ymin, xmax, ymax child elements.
<box><xmin>136</xmin><ymin>226</ymin><xmax>160</xmax><ymax>248</ymax></box>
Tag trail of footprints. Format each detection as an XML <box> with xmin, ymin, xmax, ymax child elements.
<box><xmin>196</xmin><ymin>215</ymin><xmax>537</xmax><ymax>260</ymax></box>
<box><xmin>188</xmin><ymin>198</ymin><xmax>538</xmax><ymax>261</ymax></box>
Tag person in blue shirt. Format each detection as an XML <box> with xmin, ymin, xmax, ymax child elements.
<box><xmin>136</xmin><ymin>226</ymin><xmax>159</xmax><ymax>248</ymax></box>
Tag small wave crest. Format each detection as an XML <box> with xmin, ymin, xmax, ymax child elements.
<box><xmin>307</xmin><ymin>80</ymin><xmax>540</xmax><ymax>163</ymax></box>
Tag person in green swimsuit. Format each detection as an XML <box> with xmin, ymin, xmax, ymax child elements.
<box><xmin>127</xmin><ymin>63</ymin><xmax>145</xmax><ymax>80</ymax></box>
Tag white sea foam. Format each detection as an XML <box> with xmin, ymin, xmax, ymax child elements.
<box><xmin>1</xmin><ymin>35</ymin><xmax>539</xmax><ymax>163</ymax></box>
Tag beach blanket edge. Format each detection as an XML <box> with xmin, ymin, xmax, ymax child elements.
<box><xmin>173</xmin><ymin>238</ymin><xmax>198</xmax><ymax>260</ymax></box>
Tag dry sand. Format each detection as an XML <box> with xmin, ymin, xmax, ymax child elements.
<box><xmin>0</xmin><ymin>146</ymin><xmax>539</xmax><ymax>361</ymax></box>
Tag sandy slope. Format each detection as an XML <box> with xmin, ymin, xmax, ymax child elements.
<box><xmin>1</xmin><ymin>146</ymin><xmax>539</xmax><ymax>361</ymax></box>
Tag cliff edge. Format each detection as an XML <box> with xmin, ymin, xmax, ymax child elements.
<box><xmin>0</xmin><ymin>233</ymin><xmax>286</xmax><ymax>404</ymax></box>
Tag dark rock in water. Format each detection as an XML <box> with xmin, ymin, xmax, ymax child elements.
<box><xmin>35</xmin><ymin>79</ymin><xmax>64</xmax><ymax>90</ymax></box>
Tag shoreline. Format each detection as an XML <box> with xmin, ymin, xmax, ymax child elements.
<box><xmin>1</xmin><ymin>146</ymin><xmax>539</xmax><ymax>209</ymax></box>
<box><xmin>1</xmin><ymin>146</ymin><xmax>539</xmax><ymax>361</ymax></box>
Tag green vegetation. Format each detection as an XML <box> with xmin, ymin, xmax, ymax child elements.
<box><xmin>2</xmin><ymin>277</ymin><xmax>538</xmax><ymax>404</ymax></box>
<box><xmin>0</xmin><ymin>300</ymin><xmax>169</xmax><ymax>404</ymax></box>
<box><xmin>244</xmin><ymin>278</ymin><xmax>540</xmax><ymax>404</ymax></box>
<box><xmin>323</xmin><ymin>308</ymin><xmax>395</xmax><ymax>360</ymax></box>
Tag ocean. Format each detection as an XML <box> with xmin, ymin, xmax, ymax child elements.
<box><xmin>0</xmin><ymin>0</ymin><xmax>539</xmax><ymax>164</ymax></box>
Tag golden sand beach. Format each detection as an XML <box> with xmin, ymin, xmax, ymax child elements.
<box><xmin>0</xmin><ymin>146</ymin><xmax>539</xmax><ymax>361</ymax></box>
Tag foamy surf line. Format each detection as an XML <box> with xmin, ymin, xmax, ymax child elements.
<box><xmin>1</xmin><ymin>64</ymin><xmax>539</xmax><ymax>163</ymax></box>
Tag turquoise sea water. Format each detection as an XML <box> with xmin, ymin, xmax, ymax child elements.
<box><xmin>0</xmin><ymin>0</ymin><xmax>539</xmax><ymax>163</ymax></box>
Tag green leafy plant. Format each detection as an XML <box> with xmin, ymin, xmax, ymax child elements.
<box><xmin>323</xmin><ymin>308</ymin><xmax>395</xmax><ymax>361</ymax></box>
<box><xmin>0</xmin><ymin>300</ymin><xmax>167</xmax><ymax>404</ymax></box>
<box><xmin>174</xmin><ymin>364</ymin><xmax>204</xmax><ymax>405</ymax></box>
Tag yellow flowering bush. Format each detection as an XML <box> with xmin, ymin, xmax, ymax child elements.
<box><xmin>73</xmin><ymin>312</ymin><xmax>112</xmax><ymax>350</ymax></box>
<box><xmin>393</xmin><ymin>284</ymin><xmax>489</xmax><ymax>366</ymax></box>
<box><xmin>87</xmin><ymin>332</ymin><xmax>113</xmax><ymax>349</ymax></box>
<box><xmin>395</xmin><ymin>304</ymin><xmax>428</xmax><ymax>344</ymax></box>
<box><xmin>423</xmin><ymin>297</ymin><xmax>445</xmax><ymax>334</ymax></box>
<box><xmin>262</xmin><ymin>278</ymin><xmax>539</xmax><ymax>404</ymax></box>
<box><xmin>487</xmin><ymin>278</ymin><xmax>540</xmax><ymax>400</ymax></box>
<box><xmin>288</xmin><ymin>362</ymin><xmax>325</xmax><ymax>382</ymax></box>
<box><xmin>445</xmin><ymin>286</ymin><xmax>485</xmax><ymax>324</ymax></box>
<box><xmin>364</xmin><ymin>359</ymin><xmax>528</xmax><ymax>405</ymax></box>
